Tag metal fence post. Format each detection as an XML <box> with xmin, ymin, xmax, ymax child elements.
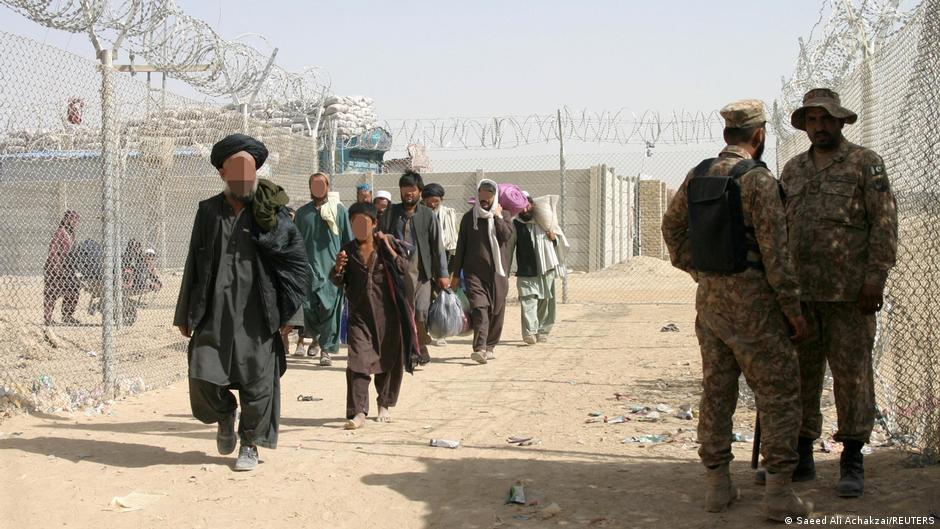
<box><xmin>99</xmin><ymin>48</ymin><xmax>117</xmax><ymax>396</ymax></box>
<box><xmin>557</xmin><ymin>109</ymin><xmax>569</xmax><ymax>304</ymax></box>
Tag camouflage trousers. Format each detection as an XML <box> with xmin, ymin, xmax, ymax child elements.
<box><xmin>695</xmin><ymin>278</ymin><xmax>802</xmax><ymax>474</ymax></box>
<box><xmin>797</xmin><ymin>301</ymin><xmax>876</xmax><ymax>444</ymax></box>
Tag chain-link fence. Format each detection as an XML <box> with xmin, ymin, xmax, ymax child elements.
<box><xmin>1</xmin><ymin>0</ymin><xmax>937</xmax><ymax>463</ymax></box>
<box><xmin>773</xmin><ymin>0</ymin><xmax>939</xmax><ymax>458</ymax></box>
<box><xmin>0</xmin><ymin>31</ymin><xmax>316</xmax><ymax>416</ymax></box>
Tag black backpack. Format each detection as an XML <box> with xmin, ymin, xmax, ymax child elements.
<box><xmin>687</xmin><ymin>158</ymin><xmax>766</xmax><ymax>274</ymax></box>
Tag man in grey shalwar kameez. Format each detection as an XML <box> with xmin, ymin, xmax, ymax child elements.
<box><xmin>175</xmin><ymin>134</ymin><xmax>307</xmax><ymax>471</ymax></box>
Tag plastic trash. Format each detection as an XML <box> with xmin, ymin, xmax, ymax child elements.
<box><xmin>296</xmin><ymin>395</ymin><xmax>323</xmax><ymax>402</ymax></box>
<box><xmin>428</xmin><ymin>289</ymin><xmax>467</xmax><ymax>339</ymax></box>
<box><xmin>539</xmin><ymin>502</ymin><xmax>563</xmax><ymax>520</ymax></box>
<box><xmin>626</xmin><ymin>434</ymin><xmax>669</xmax><ymax>444</ymax></box>
<box><xmin>588</xmin><ymin>411</ymin><xmax>604</xmax><ymax>417</ymax></box>
<box><xmin>732</xmin><ymin>432</ymin><xmax>754</xmax><ymax>443</ymax></box>
<box><xmin>655</xmin><ymin>404</ymin><xmax>673</xmax><ymax>413</ymax></box>
<box><xmin>605</xmin><ymin>415</ymin><xmax>628</xmax><ymax>424</ymax></box>
<box><xmin>430</xmin><ymin>439</ymin><xmax>460</xmax><ymax>449</ymax></box>
<box><xmin>506</xmin><ymin>484</ymin><xmax>526</xmax><ymax>505</ymax></box>
<box><xmin>676</xmin><ymin>404</ymin><xmax>694</xmax><ymax>420</ymax></box>
<box><xmin>660</xmin><ymin>323</ymin><xmax>680</xmax><ymax>332</ymax></box>
<box><xmin>109</xmin><ymin>492</ymin><xmax>166</xmax><ymax>512</ymax></box>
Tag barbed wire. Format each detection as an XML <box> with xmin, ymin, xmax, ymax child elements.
<box><xmin>772</xmin><ymin>0</ymin><xmax>919</xmax><ymax>135</ymax></box>
<box><xmin>375</xmin><ymin>107</ymin><xmax>727</xmax><ymax>151</ymax></box>
<box><xmin>0</xmin><ymin>0</ymin><xmax>330</xmax><ymax>113</ymax></box>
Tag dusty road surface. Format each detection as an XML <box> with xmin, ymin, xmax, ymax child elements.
<box><xmin>1</xmin><ymin>297</ymin><xmax>938</xmax><ymax>529</ymax></box>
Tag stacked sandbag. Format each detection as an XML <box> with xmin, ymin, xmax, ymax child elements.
<box><xmin>319</xmin><ymin>95</ymin><xmax>379</xmax><ymax>139</ymax></box>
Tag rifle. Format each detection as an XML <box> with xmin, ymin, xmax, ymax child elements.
<box><xmin>751</xmin><ymin>413</ymin><xmax>761</xmax><ymax>469</ymax></box>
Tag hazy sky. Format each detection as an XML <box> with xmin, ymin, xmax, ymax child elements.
<box><xmin>1</xmin><ymin>0</ymin><xmax>825</xmax><ymax>120</ymax></box>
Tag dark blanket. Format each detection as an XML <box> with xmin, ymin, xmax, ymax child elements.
<box><xmin>253</xmin><ymin>207</ymin><xmax>310</xmax><ymax>330</ymax></box>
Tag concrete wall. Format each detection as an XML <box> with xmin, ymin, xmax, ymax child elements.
<box><xmin>639</xmin><ymin>179</ymin><xmax>669</xmax><ymax>260</ymax></box>
<box><xmin>1</xmin><ymin>155</ymin><xmax>654</xmax><ymax>275</ymax></box>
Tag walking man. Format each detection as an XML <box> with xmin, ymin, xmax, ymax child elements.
<box><xmin>378</xmin><ymin>170</ymin><xmax>450</xmax><ymax>365</ymax></box>
<box><xmin>175</xmin><ymin>133</ymin><xmax>308</xmax><ymax>471</ymax></box>
<box><xmin>295</xmin><ymin>172</ymin><xmax>353</xmax><ymax>366</ymax></box>
<box><xmin>451</xmin><ymin>179</ymin><xmax>512</xmax><ymax>364</ymax></box>
<box><xmin>662</xmin><ymin>100</ymin><xmax>811</xmax><ymax>521</ymax></box>
<box><xmin>509</xmin><ymin>196</ymin><xmax>559</xmax><ymax>345</ymax></box>
<box><xmin>778</xmin><ymin>88</ymin><xmax>898</xmax><ymax>498</ymax></box>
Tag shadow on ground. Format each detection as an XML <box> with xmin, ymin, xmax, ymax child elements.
<box><xmin>361</xmin><ymin>451</ymin><xmax>940</xmax><ymax>529</ymax></box>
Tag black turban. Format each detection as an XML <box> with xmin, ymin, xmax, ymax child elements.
<box><xmin>421</xmin><ymin>183</ymin><xmax>445</xmax><ymax>199</ymax></box>
<box><xmin>210</xmin><ymin>133</ymin><xmax>268</xmax><ymax>169</ymax></box>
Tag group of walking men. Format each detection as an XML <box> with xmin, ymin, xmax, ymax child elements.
<box><xmin>662</xmin><ymin>88</ymin><xmax>897</xmax><ymax>521</ymax></box>
<box><xmin>174</xmin><ymin>133</ymin><xmax>562</xmax><ymax>470</ymax></box>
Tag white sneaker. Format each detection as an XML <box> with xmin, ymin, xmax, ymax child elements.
<box><xmin>523</xmin><ymin>335</ymin><xmax>537</xmax><ymax>345</ymax></box>
<box><xmin>470</xmin><ymin>350</ymin><xmax>487</xmax><ymax>364</ymax></box>
<box><xmin>432</xmin><ymin>338</ymin><xmax>448</xmax><ymax>347</ymax></box>
<box><xmin>306</xmin><ymin>345</ymin><xmax>320</xmax><ymax>358</ymax></box>
<box><xmin>293</xmin><ymin>344</ymin><xmax>307</xmax><ymax>357</ymax></box>
<box><xmin>485</xmin><ymin>349</ymin><xmax>496</xmax><ymax>360</ymax></box>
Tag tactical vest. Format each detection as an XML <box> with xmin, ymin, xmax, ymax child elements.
<box><xmin>687</xmin><ymin>158</ymin><xmax>766</xmax><ymax>274</ymax></box>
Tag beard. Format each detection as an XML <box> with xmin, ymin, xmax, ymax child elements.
<box><xmin>518</xmin><ymin>211</ymin><xmax>533</xmax><ymax>222</ymax></box>
<box><xmin>223</xmin><ymin>179</ymin><xmax>258</xmax><ymax>204</ymax></box>
<box><xmin>402</xmin><ymin>195</ymin><xmax>420</xmax><ymax>207</ymax></box>
<box><xmin>754</xmin><ymin>140</ymin><xmax>765</xmax><ymax>162</ymax></box>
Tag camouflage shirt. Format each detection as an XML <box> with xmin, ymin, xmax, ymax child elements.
<box><xmin>780</xmin><ymin>141</ymin><xmax>898</xmax><ymax>302</ymax></box>
<box><xmin>662</xmin><ymin>145</ymin><xmax>802</xmax><ymax>319</ymax></box>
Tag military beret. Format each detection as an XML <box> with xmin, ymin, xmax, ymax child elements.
<box><xmin>720</xmin><ymin>99</ymin><xmax>767</xmax><ymax>129</ymax></box>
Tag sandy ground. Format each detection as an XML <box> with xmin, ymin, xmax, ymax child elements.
<box><xmin>1</xmin><ymin>291</ymin><xmax>938</xmax><ymax>528</ymax></box>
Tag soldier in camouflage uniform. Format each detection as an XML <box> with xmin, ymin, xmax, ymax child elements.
<box><xmin>662</xmin><ymin>100</ymin><xmax>812</xmax><ymax>521</ymax></box>
<box><xmin>779</xmin><ymin>88</ymin><xmax>898</xmax><ymax>498</ymax></box>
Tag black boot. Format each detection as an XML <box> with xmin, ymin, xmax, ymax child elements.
<box><xmin>836</xmin><ymin>440</ymin><xmax>865</xmax><ymax>497</ymax></box>
<box><xmin>793</xmin><ymin>436</ymin><xmax>817</xmax><ymax>482</ymax></box>
<box><xmin>754</xmin><ymin>436</ymin><xmax>816</xmax><ymax>485</ymax></box>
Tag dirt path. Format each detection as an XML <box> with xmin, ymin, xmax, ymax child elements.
<box><xmin>1</xmin><ymin>301</ymin><xmax>937</xmax><ymax>529</ymax></box>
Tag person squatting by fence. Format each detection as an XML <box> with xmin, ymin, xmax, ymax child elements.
<box><xmin>378</xmin><ymin>170</ymin><xmax>450</xmax><ymax>366</ymax></box>
<box><xmin>509</xmin><ymin>195</ymin><xmax>559</xmax><ymax>345</ymax></box>
<box><xmin>752</xmin><ymin>88</ymin><xmax>898</xmax><ymax>498</ymax></box>
<box><xmin>662</xmin><ymin>99</ymin><xmax>812</xmax><ymax>521</ymax></box>
<box><xmin>450</xmin><ymin>179</ymin><xmax>512</xmax><ymax>365</ymax></box>
<box><xmin>332</xmin><ymin>201</ymin><xmax>418</xmax><ymax>430</ymax></box>
<box><xmin>174</xmin><ymin>133</ymin><xmax>308</xmax><ymax>472</ymax></box>
<box><xmin>43</xmin><ymin>209</ymin><xmax>81</xmax><ymax>326</ymax></box>
<box><xmin>294</xmin><ymin>172</ymin><xmax>354</xmax><ymax>366</ymax></box>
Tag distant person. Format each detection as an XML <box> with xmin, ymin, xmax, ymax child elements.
<box><xmin>378</xmin><ymin>171</ymin><xmax>450</xmax><ymax>365</ymax></box>
<box><xmin>43</xmin><ymin>210</ymin><xmax>81</xmax><ymax>326</ymax></box>
<box><xmin>295</xmin><ymin>172</ymin><xmax>353</xmax><ymax>366</ymax></box>
<box><xmin>332</xmin><ymin>202</ymin><xmax>416</xmax><ymax>430</ymax></box>
<box><xmin>373</xmin><ymin>190</ymin><xmax>392</xmax><ymax>222</ymax></box>
<box><xmin>509</xmin><ymin>196</ymin><xmax>559</xmax><ymax>345</ymax></box>
<box><xmin>450</xmin><ymin>180</ymin><xmax>512</xmax><ymax>364</ymax></box>
<box><xmin>421</xmin><ymin>183</ymin><xmax>459</xmax><ymax>267</ymax></box>
<box><xmin>141</xmin><ymin>248</ymin><xmax>163</xmax><ymax>294</ymax></box>
<box><xmin>356</xmin><ymin>183</ymin><xmax>373</xmax><ymax>204</ymax></box>
<box><xmin>174</xmin><ymin>133</ymin><xmax>308</xmax><ymax>472</ymax></box>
